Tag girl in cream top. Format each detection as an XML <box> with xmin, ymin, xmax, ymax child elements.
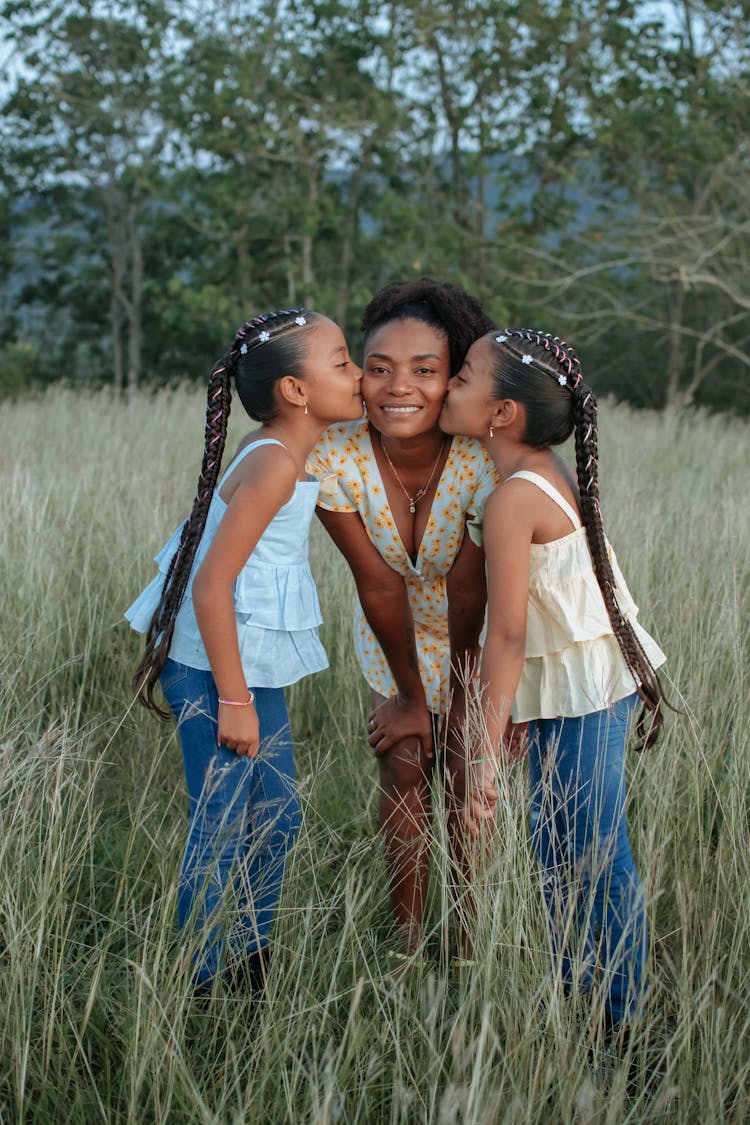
<box><xmin>508</xmin><ymin>469</ymin><xmax>665</xmax><ymax>723</ymax></box>
<box><xmin>440</xmin><ymin>326</ymin><xmax>670</xmax><ymax>1037</ymax></box>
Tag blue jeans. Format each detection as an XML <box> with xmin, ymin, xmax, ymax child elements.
<box><xmin>160</xmin><ymin>658</ymin><xmax>301</xmax><ymax>987</ymax></box>
<box><xmin>528</xmin><ymin>693</ymin><xmax>647</xmax><ymax>1026</ymax></box>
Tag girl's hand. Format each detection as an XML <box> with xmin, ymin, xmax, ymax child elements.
<box><xmin>218</xmin><ymin>701</ymin><xmax>260</xmax><ymax>758</ymax></box>
<box><xmin>367</xmin><ymin>695</ymin><xmax>434</xmax><ymax>759</ymax></box>
<box><xmin>506</xmin><ymin>721</ymin><xmax>529</xmax><ymax>761</ymax></box>
<box><xmin>462</xmin><ymin>760</ymin><xmax>499</xmax><ymax>836</ymax></box>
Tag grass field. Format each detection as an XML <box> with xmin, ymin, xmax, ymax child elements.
<box><xmin>1</xmin><ymin>385</ymin><xmax>748</xmax><ymax>1123</ymax></box>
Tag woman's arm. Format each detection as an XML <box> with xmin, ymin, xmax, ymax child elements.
<box><xmin>445</xmin><ymin>527</ymin><xmax>487</xmax><ymax>698</ymax></box>
<box><xmin>316</xmin><ymin>506</ymin><xmax>434</xmax><ymax>757</ymax></box>
<box><xmin>192</xmin><ymin>445</ymin><xmax>298</xmax><ymax>757</ymax></box>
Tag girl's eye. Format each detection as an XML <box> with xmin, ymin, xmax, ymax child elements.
<box><xmin>337</xmin><ymin>360</ymin><xmax>350</xmax><ymax>368</ymax></box>
<box><xmin>456</xmin><ymin>374</ymin><xmax>466</xmax><ymax>384</ymax></box>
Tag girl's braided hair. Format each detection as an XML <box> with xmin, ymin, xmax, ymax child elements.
<box><xmin>132</xmin><ymin>308</ymin><xmax>319</xmax><ymax>716</ymax></box>
<box><xmin>489</xmin><ymin>329</ymin><xmax>669</xmax><ymax>749</ymax></box>
<box><xmin>362</xmin><ymin>278</ymin><xmax>495</xmax><ymax>375</ymax></box>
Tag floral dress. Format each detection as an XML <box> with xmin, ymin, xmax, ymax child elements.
<box><xmin>308</xmin><ymin>420</ymin><xmax>498</xmax><ymax>713</ymax></box>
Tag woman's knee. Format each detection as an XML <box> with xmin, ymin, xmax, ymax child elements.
<box><xmin>379</xmin><ymin>738</ymin><xmax>431</xmax><ymax>792</ymax></box>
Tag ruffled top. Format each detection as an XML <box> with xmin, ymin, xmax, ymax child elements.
<box><xmin>506</xmin><ymin>471</ymin><xmax>666</xmax><ymax>722</ymax></box>
<box><xmin>125</xmin><ymin>439</ymin><xmax>328</xmax><ymax>688</ymax></box>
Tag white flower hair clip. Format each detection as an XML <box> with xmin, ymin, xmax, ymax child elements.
<box><xmin>294</xmin><ymin>315</ymin><xmax>307</xmax><ymax>326</ymax></box>
<box><xmin>258</xmin><ymin>330</ymin><xmax>271</xmax><ymax>343</ymax></box>
<box><xmin>495</xmin><ymin>334</ymin><xmax>508</xmax><ymax>343</ymax></box>
<box><xmin>522</xmin><ymin>354</ymin><xmax>533</xmax><ymax>365</ymax></box>
<box><xmin>239</xmin><ymin>343</ymin><xmax>248</xmax><ymax>355</ymax></box>
<box><xmin>557</xmin><ymin>374</ymin><xmax>567</xmax><ymax>386</ymax></box>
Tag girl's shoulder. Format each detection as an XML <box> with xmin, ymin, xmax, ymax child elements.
<box><xmin>231</xmin><ymin>433</ymin><xmax>294</xmax><ymax>458</ymax></box>
<box><xmin>483</xmin><ymin>474</ymin><xmax>540</xmax><ymax>530</ymax></box>
<box><xmin>219</xmin><ymin>436</ymin><xmax>298</xmax><ymax>504</ymax></box>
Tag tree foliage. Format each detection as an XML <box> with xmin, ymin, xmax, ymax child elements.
<box><xmin>1</xmin><ymin>0</ymin><xmax>747</xmax><ymax>410</ymax></box>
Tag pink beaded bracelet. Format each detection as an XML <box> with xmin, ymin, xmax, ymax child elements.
<box><xmin>218</xmin><ymin>693</ymin><xmax>255</xmax><ymax>707</ymax></box>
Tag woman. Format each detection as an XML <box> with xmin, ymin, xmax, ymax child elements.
<box><xmin>308</xmin><ymin>279</ymin><xmax>497</xmax><ymax>959</ymax></box>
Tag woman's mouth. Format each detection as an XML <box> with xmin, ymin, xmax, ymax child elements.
<box><xmin>379</xmin><ymin>405</ymin><xmax>422</xmax><ymax>414</ymax></box>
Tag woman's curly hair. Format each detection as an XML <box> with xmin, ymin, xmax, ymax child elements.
<box><xmin>361</xmin><ymin>278</ymin><xmax>495</xmax><ymax>375</ymax></box>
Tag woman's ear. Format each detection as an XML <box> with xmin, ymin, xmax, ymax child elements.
<box><xmin>278</xmin><ymin>374</ymin><xmax>307</xmax><ymax>410</ymax></box>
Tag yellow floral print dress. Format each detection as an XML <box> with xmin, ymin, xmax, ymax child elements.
<box><xmin>308</xmin><ymin>420</ymin><xmax>499</xmax><ymax>713</ymax></box>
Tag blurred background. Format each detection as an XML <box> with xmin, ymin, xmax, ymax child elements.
<box><xmin>1</xmin><ymin>0</ymin><xmax>748</xmax><ymax>413</ymax></box>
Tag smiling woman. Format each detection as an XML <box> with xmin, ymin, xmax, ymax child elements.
<box><xmin>307</xmin><ymin>279</ymin><xmax>497</xmax><ymax>959</ymax></box>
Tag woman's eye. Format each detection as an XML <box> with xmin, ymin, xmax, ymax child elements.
<box><xmin>416</xmin><ymin>367</ymin><xmax>436</xmax><ymax>376</ymax></box>
<box><xmin>367</xmin><ymin>365</ymin><xmax>388</xmax><ymax>375</ymax></box>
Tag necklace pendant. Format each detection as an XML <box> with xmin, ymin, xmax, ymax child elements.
<box><xmin>409</xmin><ymin>502</ymin><xmax>416</xmax><ymax>514</ymax></box>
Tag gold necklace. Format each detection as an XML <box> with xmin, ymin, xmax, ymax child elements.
<box><xmin>380</xmin><ymin>435</ymin><xmax>447</xmax><ymax>514</ymax></box>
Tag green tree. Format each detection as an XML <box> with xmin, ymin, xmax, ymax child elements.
<box><xmin>1</xmin><ymin>0</ymin><xmax>173</xmax><ymax>392</ymax></box>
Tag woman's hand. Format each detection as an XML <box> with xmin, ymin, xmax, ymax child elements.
<box><xmin>218</xmin><ymin>701</ymin><xmax>260</xmax><ymax>758</ymax></box>
<box><xmin>367</xmin><ymin>694</ymin><xmax>434</xmax><ymax>759</ymax></box>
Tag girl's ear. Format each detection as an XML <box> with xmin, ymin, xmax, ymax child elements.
<box><xmin>490</xmin><ymin>398</ymin><xmax>520</xmax><ymax>431</ymax></box>
<box><xmin>278</xmin><ymin>374</ymin><xmax>307</xmax><ymax>410</ymax></box>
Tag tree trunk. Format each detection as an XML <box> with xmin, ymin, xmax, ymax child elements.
<box><xmin>430</xmin><ymin>31</ymin><xmax>468</xmax><ymax>234</ymax></box>
<box><xmin>284</xmin><ymin>234</ymin><xmax>296</xmax><ymax>307</ymax></box>
<box><xmin>237</xmin><ymin>237</ymin><xmax>252</xmax><ymax>315</ymax></box>
<box><xmin>105</xmin><ymin>185</ymin><xmax>127</xmax><ymax>396</ymax></box>
<box><xmin>664</xmin><ymin>281</ymin><xmax>686</xmax><ymax>408</ymax></box>
<box><xmin>336</xmin><ymin>160</ymin><xmax>367</xmax><ymax>327</ymax></box>
<box><xmin>127</xmin><ymin>203</ymin><xmax>143</xmax><ymax>395</ymax></box>
<box><xmin>302</xmin><ymin>163</ymin><xmax>318</xmax><ymax>309</ymax></box>
<box><xmin>111</xmin><ymin>289</ymin><xmax>123</xmax><ymax>396</ymax></box>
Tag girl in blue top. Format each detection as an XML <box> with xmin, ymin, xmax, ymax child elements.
<box><xmin>126</xmin><ymin>309</ymin><xmax>362</xmax><ymax>995</ymax></box>
<box><xmin>440</xmin><ymin>328</ymin><xmax>669</xmax><ymax>1040</ymax></box>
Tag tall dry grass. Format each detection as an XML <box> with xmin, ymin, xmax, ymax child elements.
<box><xmin>0</xmin><ymin>386</ymin><xmax>748</xmax><ymax>1122</ymax></box>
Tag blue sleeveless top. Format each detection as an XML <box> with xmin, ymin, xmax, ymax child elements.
<box><xmin>125</xmin><ymin>438</ymin><xmax>328</xmax><ymax>688</ymax></box>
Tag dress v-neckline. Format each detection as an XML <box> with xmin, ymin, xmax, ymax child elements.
<box><xmin>365</xmin><ymin>426</ymin><xmax>453</xmax><ymax>570</ymax></box>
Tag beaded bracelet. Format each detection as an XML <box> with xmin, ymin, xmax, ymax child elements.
<box><xmin>218</xmin><ymin>693</ymin><xmax>255</xmax><ymax>707</ymax></box>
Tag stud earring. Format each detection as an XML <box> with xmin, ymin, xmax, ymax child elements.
<box><xmin>304</xmin><ymin>402</ymin><xmax>308</xmax><ymax>415</ymax></box>
<box><xmin>489</xmin><ymin>424</ymin><xmax>494</xmax><ymax>438</ymax></box>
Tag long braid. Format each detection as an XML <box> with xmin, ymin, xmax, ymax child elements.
<box><xmin>571</xmin><ymin>383</ymin><xmax>667</xmax><ymax>748</ymax></box>
<box><xmin>132</xmin><ymin>357</ymin><xmax>233</xmax><ymax>715</ymax></box>
<box><xmin>494</xmin><ymin>328</ymin><xmax>670</xmax><ymax>749</ymax></box>
<box><xmin>132</xmin><ymin>309</ymin><xmax>308</xmax><ymax>716</ymax></box>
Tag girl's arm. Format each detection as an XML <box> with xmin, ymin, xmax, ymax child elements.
<box><xmin>192</xmin><ymin>445</ymin><xmax>298</xmax><ymax>757</ymax></box>
<box><xmin>316</xmin><ymin>507</ymin><xmax>434</xmax><ymax>758</ymax></box>
<box><xmin>464</xmin><ymin>485</ymin><xmax>533</xmax><ymax>832</ymax></box>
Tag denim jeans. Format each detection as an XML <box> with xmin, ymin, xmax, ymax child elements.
<box><xmin>528</xmin><ymin>693</ymin><xmax>647</xmax><ymax>1026</ymax></box>
<box><xmin>160</xmin><ymin>658</ymin><xmax>301</xmax><ymax>987</ymax></box>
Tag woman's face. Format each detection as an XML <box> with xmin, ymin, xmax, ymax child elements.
<box><xmin>362</xmin><ymin>318</ymin><xmax>450</xmax><ymax>440</ymax></box>
<box><xmin>440</xmin><ymin>334</ymin><xmax>497</xmax><ymax>440</ymax></box>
